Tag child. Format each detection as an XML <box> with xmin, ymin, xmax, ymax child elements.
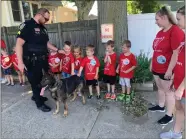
<box><xmin>78</xmin><ymin>44</ymin><xmax>101</xmax><ymax>99</ymax></box>
<box><xmin>73</xmin><ymin>45</ymin><xmax>83</xmax><ymax>75</ymax></box>
<box><xmin>60</xmin><ymin>41</ymin><xmax>75</xmax><ymax>78</ymax></box>
<box><xmin>73</xmin><ymin>45</ymin><xmax>84</xmax><ymax>96</ymax></box>
<box><xmin>11</xmin><ymin>46</ymin><xmax>25</xmax><ymax>86</ymax></box>
<box><xmin>48</xmin><ymin>46</ymin><xmax>61</xmax><ymax>80</ymax></box>
<box><xmin>116</xmin><ymin>40</ymin><xmax>137</xmax><ymax>102</ymax></box>
<box><xmin>103</xmin><ymin>40</ymin><xmax>117</xmax><ymax>100</ymax></box>
<box><xmin>1</xmin><ymin>49</ymin><xmax>14</xmax><ymax>86</ymax></box>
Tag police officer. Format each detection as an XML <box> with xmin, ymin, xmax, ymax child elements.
<box><xmin>15</xmin><ymin>8</ymin><xmax>64</xmax><ymax>112</ymax></box>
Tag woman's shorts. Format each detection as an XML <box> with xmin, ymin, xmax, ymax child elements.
<box><xmin>152</xmin><ymin>71</ymin><xmax>170</xmax><ymax>81</ymax></box>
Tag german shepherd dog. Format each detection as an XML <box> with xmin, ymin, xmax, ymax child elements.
<box><xmin>40</xmin><ymin>72</ymin><xmax>85</xmax><ymax>116</ymax></box>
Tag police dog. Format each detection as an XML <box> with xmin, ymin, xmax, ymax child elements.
<box><xmin>40</xmin><ymin>72</ymin><xmax>85</xmax><ymax>116</ymax></box>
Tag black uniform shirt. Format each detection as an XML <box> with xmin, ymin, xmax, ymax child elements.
<box><xmin>17</xmin><ymin>18</ymin><xmax>49</xmax><ymax>56</ymax></box>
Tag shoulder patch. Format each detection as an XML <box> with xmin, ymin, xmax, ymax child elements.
<box><xmin>19</xmin><ymin>23</ymin><xmax>26</xmax><ymax>30</ymax></box>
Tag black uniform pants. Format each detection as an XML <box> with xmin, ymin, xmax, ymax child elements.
<box><xmin>24</xmin><ymin>57</ymin><xmax>49</xmax><ymax>107</ymax></box>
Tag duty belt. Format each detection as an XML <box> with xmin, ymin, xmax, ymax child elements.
<box><xmin>23</xmin><ymin>53</ymin><xmax>47</xmax><ymax>66</ymax></box>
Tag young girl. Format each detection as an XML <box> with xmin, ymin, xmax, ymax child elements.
<box><xmin>160</xmin><ymin>6</ymin><xmax>185</xmax><ymax>139</ymax></box>
<box><xmin>1</xmin><ymin>49</ymin><xmax>14</xmax><ymax>86</ymax></box>
<box><xmin>11</xmin><ymin>47</ymin><xmax>25</xmax><ymax>86</ymax></box>
<box><xmin>73</xmin><ymin>45</ymin><xmax>83</xmax><ymax>96</ymax></box>
<box><xmin>73</xmin><ymin>46</ymin><xmax>83</xmax><ymax>75</ymax></box>
<box><xmin>48</xmin><ymin>47</ymin><xmax>61</xmax><ymax>80</ymax></box>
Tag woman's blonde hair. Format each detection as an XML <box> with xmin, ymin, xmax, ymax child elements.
<box><xmin>73</xmin><ymin>45</ymin><xmax>83</xmax><ymax>57</ymax></box>
<box><xmin>156</xmin><ymin>6</ymin><xmax>177</xmax><ymax>25</ymax></box>
<box><xmin>177</xmin><ymin>6</ymin><xmax>185</xmax><ymax>15</ymax></box>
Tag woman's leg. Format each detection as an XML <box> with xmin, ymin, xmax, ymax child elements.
<box><xmin>17</xmin><ymin>71</ymin><xmax>22</xmax><ymax>84</ymax></box>
<box><xmin>160</xmin><ymin>99</ymin><xmax>184</xmax><ymax>139</ymax></box>
<box><xmin>160</xmin><ymin>79</ymin><xmax>175</xmax><ymax>117</ymax></box>
<box><xmin>174</xmin><ymin>100</ymin><xmax>185</xmax><ymax>133</ymax></box>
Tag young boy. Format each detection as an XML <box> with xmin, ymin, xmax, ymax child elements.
<box><xmin>78</xmin><ymin>44</ymin><xmax>101</xmax><ymax>99</ymax></box>
<box><xmin>116</xmin><ymin>40</ymin><xmax>137</xmax><ymax>102</ymax></box>
<box><xmin>103</xmin><ymin>40</ymin><xmax>117</xmax><ymax>100</ymax></box>
<box><xmin>48</xmin><ymin>47</ymin><xmax>61</xmax><ymax>80</ymax></box>
<box><xmin>1</xmin><ymin>49</ymin><xmax>14</xmax><ymax>86</ymax></box>
<box><xmin>60</xmin><ymin>41</ymin><xmax>75</xmax><ymax>78</ymax></box>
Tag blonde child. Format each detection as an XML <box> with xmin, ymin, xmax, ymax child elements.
<box><xmin>73</xmin><ymin>45</ymin><xmax>83</xmax><ymax>75</ymax></box>
<box><xmin>116</xmin><ymin>40</ymin><xmax>137</xmax><ymax>102</ymax></box>
<box><xmin>1</xmin><ymin>49</ymin><xmax>14</xmax><ymax>86</ymax></box>
<box><xmin>60</xmin><ymin>41</ymin><xmax>75</xmax><ymax>78</ymax></box>
<box><xmin>78</xmin><ymin>44</ymin><xmax>101</xmax><ymax>99</ymax></box>
<box><xmin>11</xmin><ymin>46</ymin><xmax>25</xmax><ymax>86</ymax></box>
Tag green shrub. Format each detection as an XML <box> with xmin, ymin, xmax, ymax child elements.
<box><xmin>132</xmin><ymin>52</ymin><xmax>153</xmax><ymax>83</ymax></box>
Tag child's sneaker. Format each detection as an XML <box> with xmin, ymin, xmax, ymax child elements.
<box><xmin>88</xmin><ymin>95</ymin><xmax>93</xmax><ymax>99</ymax></box>
<box><xmin>97</xmin><ymin>95</ymin><xmax>101</xmax><ymax>99</ymax></box>
<box><xmin>160</xmin><ymin>130</ymin><xmax>182</xmax><ymax>139</ymax></box>
<box><xmin>105</xmin><ymin>93</ymin><xmax>111</xmax><ymax>99</ymax></box>
<box><xmin>110</xmin><ymin>93</ymin><xmax>116</xmax><ymax>100</ymax></box>
<box><xmin>125</xmin><ymin>94</ymin><xmax>131</xmax><ymax>103</ymax></box>
<box><xmin>117</xmin><ymin>93</ymin><xmax>125</xmax><ymax>101</ymax></box>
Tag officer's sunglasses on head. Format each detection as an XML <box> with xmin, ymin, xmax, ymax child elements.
<box><xmin>40</xmin><ymin>14</ymin><xmax>49</xmax><ymax>22</ymax></box>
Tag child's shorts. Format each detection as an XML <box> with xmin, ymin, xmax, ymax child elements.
<box><xmin>181</xmin><ymin>97</ymin><xmax>185</xmax><ymax>104</ymax></box>
<box><xmin>86</xmin><ymin>79</ymin><xmax>98</xmax><ymax>86</ymax></box>
<box><xmin>119</xmin><ymin>77</ymin><xmax>131</xmax><ymax>87</ymax></box>
<box><xmin>3</xmin><ymin>68</ymin><xmax>12</xmax><ymax>75</ymax></box>
<box><xmin>62</xmin><ymin>72</ymin><xmax>71</xmax><ymax>78</ymax></box>
<box><xmin>74</xmin><ymin>70</ymin><xmax>84</xmax><ymax>80</ymax></box>
<box><xmin>103</xmin><ymin>75</ymin><xmax>116</xmax><ymax>85</ymax></box>
<box><xmin>74</xmin><ymin>70</ymin><xmax>83</xmax><ymax>77</ymax></box>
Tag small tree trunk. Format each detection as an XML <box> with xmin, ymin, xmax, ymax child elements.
<box><xmin>75</xmin><ymin>0</ymin><xmax>94</xmax><ymax>21</ymax></box>
<box><xmin>97</xmin><ymin>1</ymin><xmax>128</xmax><ymax>56</ymax></box>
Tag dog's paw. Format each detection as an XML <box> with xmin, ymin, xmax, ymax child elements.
<box><xmin>70</xmin><ymin>98</ymin><xmax>75</xmax><ymax>102</ymax></box>
<box><xmin>53</xmin><ymin>111</ymin><xmax>59</xmax><ymax>115</ymax></box>
<box><xmin>63</xmin><ymin>110</ymin><xmax>68</xmax><ymax>117</ymax></box>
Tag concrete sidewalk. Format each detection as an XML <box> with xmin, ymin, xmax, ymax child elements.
<box><xmin>2</xmin><ymin>83</ymin><xmax>173</xmax><ymax>139</ymax></box>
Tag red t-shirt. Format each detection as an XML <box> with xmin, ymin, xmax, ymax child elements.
<box><xmin>104</xmin><ymin>52</ymin><xmax>116</xmax><ymax>76</ymax></box>
<box><xmin>152</xmin><ymin>25</ymin><xmax>184</xmax><ymax>73</ymax></box>
<box><xmin>11</xmin><ymin>53</ymin><xmax>19</xmax><ymax>71</ymax></box>
<box><xmin>80</xmin><ymin>56</ymin><xmax>100</xmax><ymax>80</ymax></box>
<box><xmin>119</xmin><ymin>53</ymin><xmax>137</xmax><ymax>79</ymax></box>
<box><xmin>48</xmin><ymin>53</ymin><xmax>61</xmax><ymax>73</ymax></box>
<box><xmin>74</xmin><ymin>57</ymin><xmax>83</xmax><ymax>70</ymax></box>
<box><xmin>1</xmin><ymin>55</ymin><xmax>12</xmax><ymax>69</ymax></box>
<box><xmin>173</xmin><ymin>41</ymin><xmax>185</xmax><ymax>98</ymax></box>
<box><xmin>60</xmin><ymin>53</ymin><xmax>74</xmax><ymax>74</ymax></box>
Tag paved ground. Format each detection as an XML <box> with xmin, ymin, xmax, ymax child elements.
<box><xmin>2</xmin><ymin>82</ymin><xmax>174</xmax><ymax>139</ymax></box>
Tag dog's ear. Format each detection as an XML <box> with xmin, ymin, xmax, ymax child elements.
<box><xmin>42</xmin><ymin>69</ymin><xmax>46</xmax><ymax>76</ymax></box>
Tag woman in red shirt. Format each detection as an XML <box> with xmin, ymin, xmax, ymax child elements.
<box><xmin>149</xmin><ymin>6</ymin><xmax>185</xmax><ymax>125</ymax></box>
<box><xmin>160</xmin><ymin>6</ymin><xmax>185</xmax><ymax>139</ymax></box>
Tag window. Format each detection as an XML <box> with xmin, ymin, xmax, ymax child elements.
<box><xmin>32</xmin><ymin>4</ymin><xmax>38</xmax><ymax>16</ymax></box>
<box><xmin>11</xmin><ymin>1</ymin><xmax>21</xmax><ymax>22</ymax></box>
<box><xmin>22</xmin><ymin>2</ymin><xmax>31</xmax><ymax>20</ymax></box>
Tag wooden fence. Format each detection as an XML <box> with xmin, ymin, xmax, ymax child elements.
<box><xmin>1</xmin><ymin>20</ymin><xmax>97</xmax><ymax>54</ymax></box>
